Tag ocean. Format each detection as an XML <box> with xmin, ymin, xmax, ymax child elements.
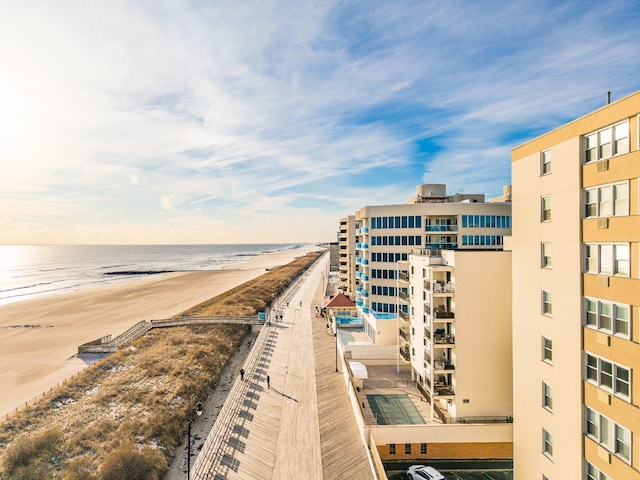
<box><xmin>0</xmin><ymin>244</ymin><xmax>304</xmax><ymax>306</ymax></box>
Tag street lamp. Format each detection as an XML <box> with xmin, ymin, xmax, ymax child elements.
<box><xmin>187</xmin><ymin>399</ymin><xmax>203</xmax><ymax>480</ymax></box>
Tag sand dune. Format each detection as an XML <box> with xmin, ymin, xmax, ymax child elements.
<box><xmin>0</xmin><ymin>245</ymin><xmax>321</xmax><ymax>418</ymax></box>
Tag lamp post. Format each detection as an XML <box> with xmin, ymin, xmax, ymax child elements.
<box><xmin>187</xmin><ymin>398</ymin><xmax>203</xmax><ymax>480</ymax></box>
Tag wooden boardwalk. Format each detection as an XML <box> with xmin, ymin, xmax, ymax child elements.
<box><xmin>190</xmin><ymin>257</ymin><xmax>376</xmax><ymax>479</ymax></box>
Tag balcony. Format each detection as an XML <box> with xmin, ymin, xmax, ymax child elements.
<box><xmin>356</xmin><ymin>257</ymin><xmax>369</xmax><ymax>265</ymax></box>
<box><xmin>361</xmin><ymin>290</ymin><xmax>369</xmax><ymax>298</ymax></box>
<box><xmin>434</xmin><ymin>333</ymin><xmax>455</xmax><ymax>345</ymax></box>
<box><xmin>425</xmin><ymin>243</ymin><xmax>458</xmax><ymax>250</ymax></box>
<box><xmin>399</xmin><ymin>327</ymin><xmax>410</xmax><ymax>341</ymax></box>
<box><xmin>356</xmin><ymin>227</ymin><xmax>369</xmax><ymax>235</ymax></box>
<box><xmin>425</xmin><ymin>225</ymin><xmax>459</xmax><ymax>232</ymax></box>
<box><xmin>371</xmin><ymin>310</ymin><xmax>397</xmax><ymax>320</ymax></box>
<box><xmin>434</xmin><ymin>384</ymin><xmax>455</xmax><ymax>397</ymax></box>
<box><xmin>433</xmin><ymin>309</ymin><xmax>455</xmax><ymax>320</ymax></box>
<box><xmin>398</xmin><ymin>309</ymin><xmax>409</xmax><ymax>322</ymax></box>
<box><xmin>399</xmin><ymin>290</ymin><xmax>409</xmax><ymax>301</ymax></box>
<box><xmin>430</xmin><ymin>281</ymin><xmax>455</xmax><ymax>294</ymax></box>
<box><xmin>399</xmin><ymin>347</ymin><xmax>411</xmax><ymax>362</ymax></box>
<box><xmin>434</xmin><ymin>359</ymin><xmax>455</xmax><ymax>372</ymax></box>
<box><xmin>424</xmin><ymin>327</ymin><xmax>432</xmax><ymax>340</ymax></box>
<box><xmin>398</xmin><ymin>271</ymin><xmax>409</xmax><ymax>282</ymax></box>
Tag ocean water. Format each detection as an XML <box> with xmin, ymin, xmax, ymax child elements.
<box><xmin>0</xmin><ymin>244</ymin><xmax>304</xmax><ymax>306</ymax></box>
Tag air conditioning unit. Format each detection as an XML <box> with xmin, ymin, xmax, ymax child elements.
<box><xmin>597</xmin><ymin>159</ymin><xmax>609</xmax><ymax>172</ymax></box>
<box><xmin>597</xmin><ymin>218</ymin><xmax>609</xmax><ymax>229</ymax></box>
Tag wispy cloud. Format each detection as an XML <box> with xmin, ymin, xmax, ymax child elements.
<box><xmin>0</xmin><ymin>0</ymin><xmax>638</xmax><ymax>244</ymax></box>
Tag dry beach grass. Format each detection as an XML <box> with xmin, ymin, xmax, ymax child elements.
<box><xmin>0</xmin><ymin>250</ymin><xmax>322</xmax><ymax>479</ymax></box>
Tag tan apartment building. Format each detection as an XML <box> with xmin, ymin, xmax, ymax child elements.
<box><xmin>512</xmin><ymin>90</ymin><xmax>640</xmax><ymax>479</ymax></box>
<box><xmin>401</xmin><ymin>249</ymin><xmax>513</xmax><ymax>427</ymax></box>
<box><xmin>353</xmin><ymin>184</ymin><xmax>512</xmax><ymax>346</ymax></box>
<box><xmin>338</xmin><ymin>215</ymin><xmax>357</xmax><ymax>299</ymax></box>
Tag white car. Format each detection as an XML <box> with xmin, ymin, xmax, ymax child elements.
<box><xmin>407</xmin><ymin>465</ymin><xmax>445</xmax><ymax>480</ymax></box>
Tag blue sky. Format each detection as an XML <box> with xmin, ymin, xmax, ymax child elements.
<box><xmin>1</xmin><ymin>0</ymin><xmax>639</xmax><ymax>244</ymax></box>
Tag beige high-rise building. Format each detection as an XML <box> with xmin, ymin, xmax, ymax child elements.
<box><xmin>338</xmin><ymin>215</ymin><xmax>356</xmax><ymax>299</ymax></box>
<box><xmin>512</xmin><ymin>90</ymin><xmax>640</xmax><ymax>479</ymax></box>
<box><xmin>401</xmin><ymin>249</ymin><xmax>513</xmax><ymax>425</ymax></box>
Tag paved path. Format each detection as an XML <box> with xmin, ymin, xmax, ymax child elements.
<box><xmin>190</xmin><ymin>256</ymin><xmax>376</xmax><ymax>479</ymax></box>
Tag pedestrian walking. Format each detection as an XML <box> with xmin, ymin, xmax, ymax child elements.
<box><xmin>266</xmin><ymin>374</ymin><xmax>270</xmax><ymax>389</ymax></box>
<box><xmin>240</xmin><ymin>368</ymin><xmax>245</xmax><ymax>381</ymax></box>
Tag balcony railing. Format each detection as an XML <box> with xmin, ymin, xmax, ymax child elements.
<box><xmin>433</xmin><ymin>310</ymin><xmax>455</xmax><ymax>319</ymax></box>
<box><xmin>431</xmin><ymin>281</ymin><xmax>455</xmax><ymax>293</ymax></box>
<box><xmin>399</xmin><ymin>291</ymin><xmax>409</xmax><ymax>301</ymax></box>
<box><xmin>425</xmin><ymin>225</ymin><xmax>459</xmax><ymax>232</ymax></box>
<box><xmin>371</xmin><ymin>310</ymin><xmax>397</xmax><ymax>320</ymax></box>
<box><xmin>399</xmin><ymin>309</ymin><xmax>409</xmax><ymax>321</ymax></box>
<box><xmin>434</xmin><ymin>384</ymin><xmax>455</xmax><ymax>396</ymax></box>
<box><xmin>434</xmin><ymin>359</ymin><xmax>455</xmax><ymax>371</ymax></box>
<box><xmin>424</xmin><ymin>327</ymin><xmax>432</xmax><ymax>340</ymax></box>
<box><xmin>399</xmin><ymin>327</ymin><xmax>410</xmax><ymax>341</ymax></box>
<box><xmin>434</xmin><ymin>333</ymin><xmax>455</xmax><ymax>345</ymax></box>
<box><xmin>425</xmin><ymin>243</ymin><xmax>458</xmax><ymax>250</ymax></box>
<box><xmin>398</xmin><ymin>271</ymin><xmax>409</xmax><ymax>282</ymax></box>
<box><xmin>399</xmin><ymin>347</ymin><xmax>410</xmax><ymax>361</ymax></box>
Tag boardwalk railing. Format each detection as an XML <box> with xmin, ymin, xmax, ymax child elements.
<box><xmin>78</xmin><ymin>316</ymin><xmax>261</xmax><ymax>354</ymax></box>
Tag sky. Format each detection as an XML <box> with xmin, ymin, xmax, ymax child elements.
<box><xmin>1</xmin><ymin>1</ymin><xmax>639</xmax><ymax>245</ymax></box>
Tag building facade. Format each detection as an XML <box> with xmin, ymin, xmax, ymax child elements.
<box><xmin>512</xmin><ymin>91</ymin><xmax>640</xmax><ymax>479</ymax></box>
<box><xmin>401</xmin><ymin>249</ymin><xmax>513</xmax><ymax>424</ymax></box>
<box><xmin>352</xmin><ymin>184</ymin><xmax>512</xmax><ymax>346</ymax></box>
<box><xmin>338</xmin><ymin>215</ymin><xmax>356</xmax><ymax>299</ymax></box>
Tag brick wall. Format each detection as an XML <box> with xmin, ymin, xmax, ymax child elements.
<box><xmin>377</xmin><ymin>441</ymin><xmax>513</xmax><ymax>460</ymax></box>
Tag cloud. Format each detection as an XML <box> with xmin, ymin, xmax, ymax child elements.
<box><xmin>0</xmin><ymin>0</ymin><xmax>639</xmax><ymax>243</ymax></box>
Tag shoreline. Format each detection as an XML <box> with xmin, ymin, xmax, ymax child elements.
<box><xmin>0</xmin><ymin>244</ymin><xmax>321</xmax><ymax>419</ymax></box>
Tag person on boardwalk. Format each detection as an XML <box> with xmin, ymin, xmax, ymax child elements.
<box><xmin>266</xmin><ymin>374</ymin><xmax>270</xmax><ymax>389</ymax></box>
<box><xmin>240</xmin><ymin>368</ymin><xmax>245</xmax><ymax>381</ymax></box>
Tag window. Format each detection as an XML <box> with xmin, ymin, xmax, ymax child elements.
<box><xmin>543</xmin><ymin>429</ymin><xmax>553</xmax><ymax>457</ymax></box>
<box><xmin>584</xmin><ymin>121</ymin><xmax>629</xmax><ymax>162</ymax></box>
<box><xmin>542</xmin><ymin>382</ymin><xmax>553</xmax><ymax>410</ymax></box>
<box><xmin>405</xmin><ymin>443</ymin><xmax>411</xmax><ymax>454</ymax></box>
<box><xmin>584</xmin><ymin>243</ymin><xmax>630</xmax><ymax>277</ymax></box>
<box><xmin>389</xmin><ymin>443</ymin><xmax>396</xmax><ymax>455</ymax></box>
<box><xmin>584</xmin><ymin>298</ymin><xmax>630</xmax><ymax>338</ymax></box>
<box><xmin>585</xmin><ymin>407</ymin><xmax>632</xmax><ymax>463</ymax></box>
<box><xmin>585</xmin><ymin>353</ymin><xmax>631</xmax><ymax>401</ymax></box>
<box><xmin>586</xmin><ymin>460</ymin><xmax>612</xmax><ymax>480</ymax></box>
<box><xmin>542</xmin><ymin>337</ymin><xmax>552</xmax><ymax>363</ymax></box>
<box><xmin>541</xmin><ymin>196</ymin><xmax>551</xmax><ymax>221</ymax></box>
<box><xmin>541</xmin><ymin>243</ymin><xmax>551</xmax><ymax>268</ymax></box>
<box><xmin>584</xmin><ymin>182</ymin><xmax>629</xmax><ymax>217</ymax></box>
<box><xmin>420</xmin><ymin>443</ymin><xmax>427</xmax><ymax>454</ymax></box>
<box><xmin>541</xmin><ymin>150</ymin><xmax>551</xmax><ymax>175</ymax></box>
<box><xmin>542</xmin><ymin>290</ymin><xmax>552</xmax><ymax>315</ymax></box>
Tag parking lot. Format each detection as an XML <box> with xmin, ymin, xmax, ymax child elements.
<box><xmin>385</xmin><ymin>460</ymin><xmax>513</xmax><ymax>480</ymax></box>
<box><xmin>388</xmin><ymin>470</ymin><xmax>513</xmax><ymax>480</ymax></box>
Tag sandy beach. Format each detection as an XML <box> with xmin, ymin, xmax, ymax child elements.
<box><xmin>0</xmin><ymin>244</ymin><xmax>321</xmax><ymax>419</ymax></box>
